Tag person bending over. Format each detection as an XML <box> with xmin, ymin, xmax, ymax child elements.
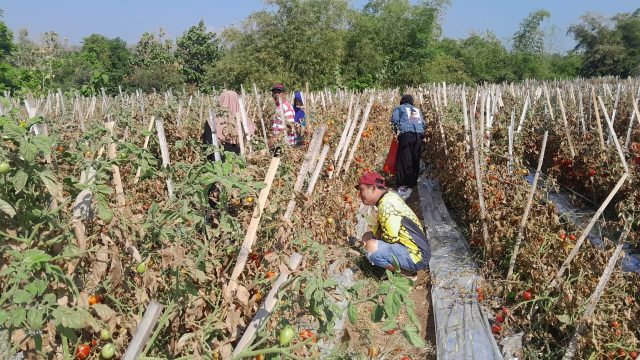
<box><xmin>356</xmin><ymin>171</ymin><xmax>430</xmax><ymax>276</ymax></box>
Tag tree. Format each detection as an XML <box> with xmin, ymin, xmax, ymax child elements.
<box><xmin>210</xmin><ymin>0</ymin><xmax>352</xmax><ymax>90</ymax></box>
<box><xmin>176</xmin><ymin>20</ymin><xmax>220</xmax><ymax>86</ymax></box>
<box><xmin>513</xmin><ymin>9</ymin><xmax>551</xmax><ymax>54</ymax></box>
<box><xmin>569</xmin><ymin>10</ymin><xmax>639</xmax><ymax>77</ymax></box>
<box><xmin>79</xmin><ymin>34</ymin><xmax>132</xmax><ymax>92</ymax></box>
<box><xmin>131</xmin><ymin>29</ymin><xmax>174</xmax><ymax>67</ymax></box>
<box><xmin>0</xmin><ymin>9</ymin><xmax>12</xmax><ymax>61</ymax></box>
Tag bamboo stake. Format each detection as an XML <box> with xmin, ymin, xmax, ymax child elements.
<box><xmin>206</xmin><ymin>109</ymin><xmax>222</xmax><ymax>162</ymax></box>
<box><xmin>155</xmin><ymin>118</ymin><xmax>174</xmax><ymax>197</ymax></box>
<box><xmin>508</xmin><ymin>108</ymin><xmax>515</xmax><ymax>173</ymax></box>
<box><xmin>333</xmin><ymin>96</ymin><xmax>355</xmax><ymax>164</ymax></box>
<box><xmin>598</xmin><ymin>96</ymin><xmax>629</xmax><ymax>173</ymax></box>
<box><xmin>462</xmin><ymin>88</ymin><xmax>470</xmax><ymax>153</ymax></box>
<box><xmin>305</xmin><ymin>145</ymin><xmax>329</xmax><ymax>196</ymax></box>
<box><xmin>591</xmin><ymin>86</ymin><xmax>606</xmax><ymax>150</ymax></box>
<box><xmin>343</xmin><ymin>100</ymin><xmax>373</xmax><ymax>174</ymax></box>
<box><xmin>122</xmin><ymin>301</ymin><xmax>165</xmax><ymax>360</ymax></box>
<box><xmin>283</xmin><ymin>126</ymin><xmax>326</xmax><ymax>220</ymax></box>
<box><xmin>561</xmin><ymin>224</ymin><xmax>631</xmax><ymax>360</ymax></box>
<box><xmin>105</xmin><ymin>119</ymin><xmax>126</xmax><ymax>209</ymax></box>
<box><xmin>226</xmin><ymin>156</ymin><xmax>281</xmax><ymax>296</ymax></box>
<box><xmin>550</xmin><ymin>172</ymin><xmax>628</xmax><ymax>287</ymax></box>
<box><xmin>557</xmin><ymin>88</ymin><xmax>576</xmax><ymax>158</ymax></box>
<box><xmin>234</xmin><ymin>112</ymin><xmax>246</xmax><ymax>156</ymax></box>
<box><xmin>133</xmin><ymin>116</ymin><xmax>155</xmax><ymax>184</ymax></box>
<box><xmin>507</xmin><ymin>131</ymin><xmax>548</xmax><ymax>280</ymax></box>
<box><xmin>624</xmin><ymin>95</ymin><xmax>640</xmax><ymax>148</ymax></box>
<box><xmin>233</xmin><ymin>253</ymin><xmax>303</xmax><ymax>355</ymax></box>
<box><xmin>253</xmin><ymin>83</ymin><xmax>269</xmax><ymax>148</ymax></box>
<box><xmin>469</xmin><ymin>107</ymin><xmax>490</xmax><ymax>255</ymax></box>
<box><xmin>336</xmin><ymin>106</ymin><xmax>361</xmax><ymax>175</ymax></box>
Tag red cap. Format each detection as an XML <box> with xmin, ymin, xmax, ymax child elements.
<box><xmin>271</xmin><ymin>83</ymin><xmax>286</xmax><ymax>92</ymax></box>
<box><xmin>355</xmin><ymin>171</ymin><xmax>386</xmax><ymax>189</ymax></box>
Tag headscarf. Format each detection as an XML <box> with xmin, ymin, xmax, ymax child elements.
<box><xmin>400</xmin><ymin>94</ymin><xmax>414</xmax><ymax>106</ymax></box>
<box><xmin>215</xmin><ymin>90</ymin><xmax>255</xmax><ymax>143</ymax></box>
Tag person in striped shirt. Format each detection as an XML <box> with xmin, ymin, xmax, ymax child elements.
<box><xmin>270</xmin><ymin>83</ymin><xmax>298</xmax><ymax>146</ymax></box>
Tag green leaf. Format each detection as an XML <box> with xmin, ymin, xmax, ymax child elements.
<box><xmin>0</xmin><ymin>310</ymin><xmax>8</xmax><ymax>325</ymax></box>
<box><xmin>31</xmin><ymin>135</ymin><xmax>54</xmax><ymax>155</ymax></box>
<box><xmin>556</xmin><ymin>314</ymin><xmax>572</xmax><ymax>325</ymax></box>
<box><xmin>25</xmin><ymin>279</ymin><xmax>48</xmax><ymax>296</ymax></box>
<box><xmin>38</xmin><ymin>170</ymin><xmax>63</xmax><ymax>200</ymax></box>
<box><xmin>27</xmin><ymin>307</ymin><xmax>46</xmax><ymax>330</ymax></box>
<box><xmin>0</xmin><ymin>197</ymin><xmax>16</xmax><ymax>218</ymax></box>
<box><xmin>347</xmin><ymin>303</ymin><xmax>358</xmax><ymax>324</ymax></box>
<box><xmin>371</xmin><ymin>304</ymin><xmax>384</xmax><ymax>322</ymax></box>
<box><xmin>33</xmin><ymin>334</ymin><xmax>42</xmax><ymax>351</ymax></box>
<box><xmin>12</xmin><ymin>170</ymin><xmax>28</xmax><ymax>193</ymax></box>
<box><xmin>20</xmin><ymin>141</ymin><xmax>39</xmax><ymax>162</ymax></box>
<box><xmin>43</xmin><ymin>293</ymin><xmax>56</xmax><ymax>305</ymax></box>
<box><xmin>384</xmin><ymin>292</ymin><xmax>402</xmax><ymax>318</ymax></box>
<box><xmin>403</xmin><ymin>325</ymin><xmax>427</xmax><ymax>347</ymax></box>
<box><xmin>2</xmin><ymin>122</ymin><xmax>27</xmax><ymax>140</ymax></box>
<box><xmin>95</xmin><ymin>183</ymin><xmax>114</xmax><ymax>195</ymax></box>
<box><xmin>8</xmin><ymin>308</ymin><xmax>26</xmax><ymax>327</ymax></box>
<box><xmin>13</xmin><ymin>289</ymin><xmax>35</xmax><ymax>304</ymax></box>
<box><xmin>22</xmin><ymin>249</ymin><xmax>52</xmax><ymax>267</ymax></box>
<box><xmin>52</xmin><ymin>306</ymin><xmax>97</xmax><ymax>329</ymax></box>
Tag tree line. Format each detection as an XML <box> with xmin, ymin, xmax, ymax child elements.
<box><xmin>0</xmin><ymin>1</ymin><xmax>639</xmax><ymax>95</ymax></box>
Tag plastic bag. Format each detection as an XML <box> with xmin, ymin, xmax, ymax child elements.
<box><xmin>383</xmin><ymin>138</ymin><xmax>398</xmax><ymax>174</ymax></box>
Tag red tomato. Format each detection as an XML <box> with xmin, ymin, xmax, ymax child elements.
<box><xmin>558</xmin><ymin>231</ymin><xmax>567</xmax><ymax>240</ymax></box>
<box><xmin>569</xmin><ymin>234</ymin><xmax>577</xmax><ymax>241</ymax></box>
<box><xmin>491</xmin><ymin>324</ymin><xmax>501</xmax><ymax>334</ymax></box>
<box><xmin>629</xmin><ymin>351</ymin><xmax>638</xmax><ymax>359</ymax></box>
<box><xmin>76</xmin><ymin>344</ymin><xmax>91</xmax><ymax>359</ymax></box>
<box><xmin>495</xmin><ymin>314</ymin><xmax>505</xmax><ymax>323</ymax></box>
<box><xmin>610</xmin><ymin>320</ymin><xmax>620</xmax><ymax>329</ymax></box>
<box><xmin>385</xmin><ymin>329</ymin><xmax>397</xmax><ymax>335</ymax></box>
<box><xmin>523</xmin><ymin>291</ymin><xmax>533</xmax><ymax>301</ymax></box>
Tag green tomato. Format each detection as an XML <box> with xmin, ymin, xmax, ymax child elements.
<box><xmin>101</xmin><ymin>343</ymin><xmax>116</xmax><ymax>359</ymax></box>
<box><xmin>100</xmin><ymin>329</ymin><xmax>111</xmax><ymax>341</ymax></box>
<box><xmin>0</xmin><ymin>162</ymin><xmax>10</xmax><ymax>175</ymax></box>
<box><xmin>136</xmin><ymin>262</ymin><xmax>147</xmax><ymax>274</ymax></box>
<box><xmin>279</xmin><ymin>325</ymin><xmax>294</xmax><ymax>346</ymax></box>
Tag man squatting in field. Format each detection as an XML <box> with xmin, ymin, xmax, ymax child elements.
<box><xmin>356</xmin><ymin>171</ymin><xmax>431</xmax><ymax>276</ymax></box>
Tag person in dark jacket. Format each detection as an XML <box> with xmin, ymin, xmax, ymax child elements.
<box><xmin>391</xmin><ymin>94</ymin><xmax>424</xmax><ymax>199</ymax></box>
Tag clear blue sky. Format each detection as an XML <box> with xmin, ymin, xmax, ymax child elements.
<box><xmin>1</xmin><ymin>0</ymin><xmax>638</xmax><ymax>52</ymax></box>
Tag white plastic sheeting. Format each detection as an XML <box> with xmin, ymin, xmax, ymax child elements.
<box><xmin>418</xmin><ymin>170</ymin><xmax>503</xmax><ymax>359</ymax></box>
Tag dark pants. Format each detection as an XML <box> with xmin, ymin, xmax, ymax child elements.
<box><xmin>203</xmin><ymin>122</ymin><xmax>241</xmax><ymax>208</ymax></box>
<box><xmin>396</xmin><ymin>132</ymin><xmax>423</xmax><ymax>187</ymax></box>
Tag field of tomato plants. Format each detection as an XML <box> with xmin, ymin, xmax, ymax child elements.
<box><xmin>421</xmin><ymin>78</ymin><xmax>640</xmax><ymax>359</ymax></box>
<box><xmin>0</xmin><ymin>88</ymin><xmax>435</xmax><ymax>360</ymax></box>
<box><xmin>1</xmin><ymin>77</ymin><xmax>639</xmax><ymax>360</ymax></box>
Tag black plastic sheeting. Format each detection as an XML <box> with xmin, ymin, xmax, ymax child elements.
<box><xmin>418</xmin><ymin>171</ymin><xmax>503</xmax><ymax>359</ymax></box>
<box><xmin>525</xmin><ymin>174</ymin><xmax>640</xmax><ymax>274</ymax></box>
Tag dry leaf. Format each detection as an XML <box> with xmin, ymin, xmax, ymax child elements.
<box><xmin>236</xmin><ymin>285</ymin><xmax>250</xmax><ymax>307</ymax></box>
<box><xmin>92</xmin><ymin>303</ymin><xmax>116</xmax><ymax>321</ymax></box>
<box><xmin>109</xmin><ymin>251</ymin><xmax>123</xmax><ymax>288</ymax></box>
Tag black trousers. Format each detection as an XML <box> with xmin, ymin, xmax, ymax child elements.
<box><xmin>396</xmin><ymin>132</ymin><xmax>423</xmax><ymax>187</ymax></box>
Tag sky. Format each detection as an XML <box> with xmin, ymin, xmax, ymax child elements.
<box><xmin>1</xmin><ymin>0</ymin><xmax>638</xmax><ymax>53</ymax></box>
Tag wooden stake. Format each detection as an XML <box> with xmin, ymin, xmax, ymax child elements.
<box><xmin>105</xmin><ymin>119</ymin><xmax>126</xmax><ymax>209</ymax></box>
<box><xmin>155</xmin><ymin>118</ymin><xmax>174</xmax><ymax>197</ymax></box>
<box><xmin>133</xmin><ymin>116</ymin><xmax>155</xmax><ymax>184</ymax></box>
<box><xmin>233</xmin><ymin>253</ymin><xmax>303</xmax><ymax>355</ymax></box>
<box><xmin>598</xmin><ymin>96</ymin><xmax>629</xmax><ymax>173</ymax></box>
<box><xmin>343</xmin><ymin>100</ymin><xmax>373</xmax><ymax>175</ymax></box>
<box><xmin>561</xmin><ymin>224</ymin><xmax>631</xmax><ymax>360</ymax></box>
<box><xmin>226</xmin><ymin>156</ymin><xmax>281</xmax><ymax>295</ymax></box>
<box><xmin>122</xmin><ymin>301</ymin><xmax>165</xmax><ymax>360</ymax></box>
<box><xmin>551</xmin><ymin>172</ymin><xmax>629</xmax><ymax>288</ymax></box>
<box><xmin>591</xmin><ymin>86</ymin><xmax>606</xmax><ymax>150</ymax></box>
<box><xmin>469</xmin><ymin>108</ymin><xmax>490</xmax><ymax>256</ymax></box>
<box><xmin>507</xmin><ymin>131</ymin><xmax>548</xmax><ymax>280</ymax></box>
<box><xmin>306</xmin><ymin>145</ymin><xmax>329</xmax><ymax>196</ymax></box>
<box><xmin>253</xmin><ymin>83</ymin><xmax>269</xmax><ymax>148</ymax></box>
<box><xmin>557</xmin><ymin>88</ymin><xmax>576</xmax><ymax>158</ymax></box>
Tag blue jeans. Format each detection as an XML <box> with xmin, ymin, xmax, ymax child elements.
<box><xmin>366</xmin><ymin>240</ymin><xmax>428</xmax><ymax>273</ymax></box>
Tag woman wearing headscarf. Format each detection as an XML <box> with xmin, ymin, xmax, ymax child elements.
<box><xmin>202</xmin><ymin>89</ymin><xmax>255</xmax><ymax>161</ymax></box>
<box><xmin>390</xmin><ymin>94</ymin><xmax>424</xmax><ymax>199</ymax></box>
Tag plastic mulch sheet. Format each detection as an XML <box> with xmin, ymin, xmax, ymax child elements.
<box><xmin>418</xmin><ymin>170</ymin><xmax>503</xmax><ymax>359</ymax></box>
<box><xmin>525</xmin><ymin>174</ymin><xmax>640</xmax><ymax>274</ymax></box>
